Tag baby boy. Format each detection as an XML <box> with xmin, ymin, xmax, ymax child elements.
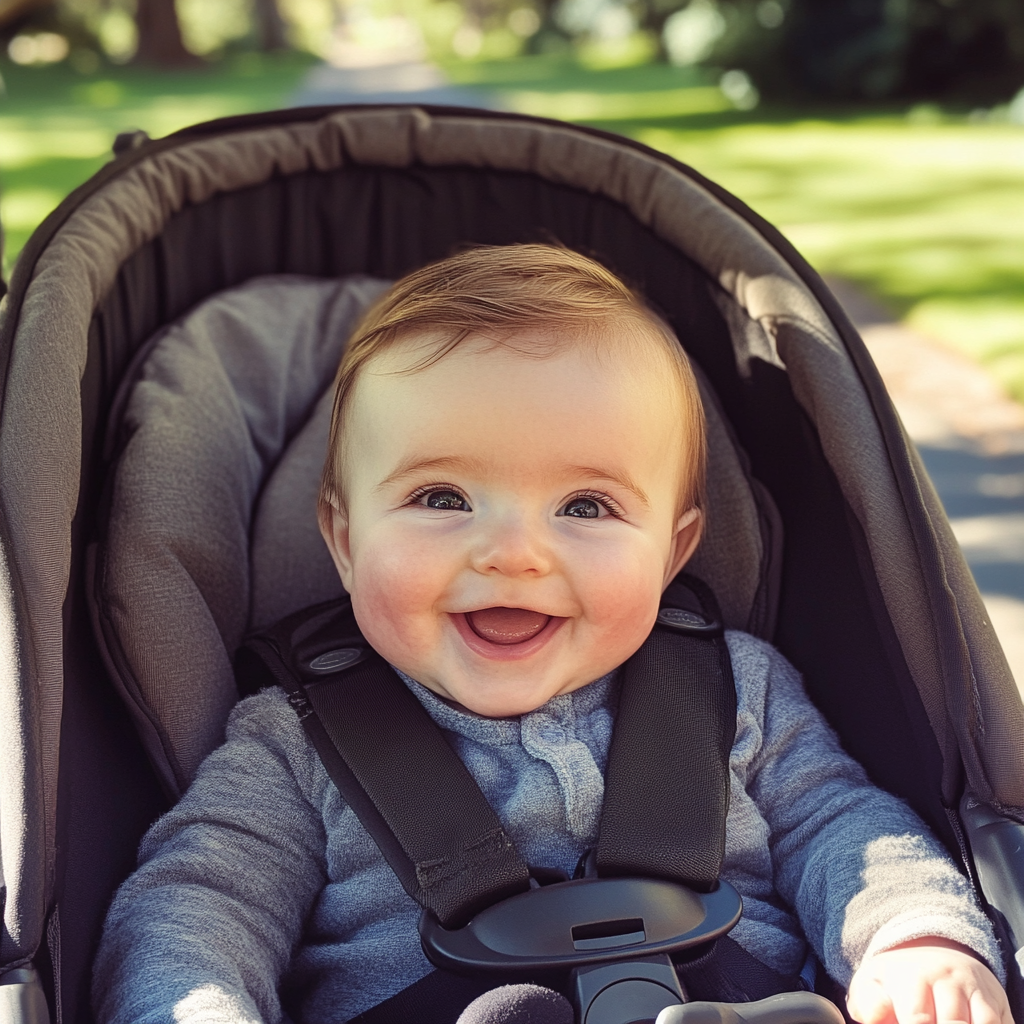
<box><xmin>95</xmin><ymin>245</ymin><xmax>1011</xmax><ymax>1024</ymax></box>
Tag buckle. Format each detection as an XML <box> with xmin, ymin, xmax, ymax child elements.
<box><xmin>656</xmin><ymin>607</ymin><xmax>722</xmax><ymax>637</ymax></box>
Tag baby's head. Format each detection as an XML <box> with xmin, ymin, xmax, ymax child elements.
<box><xmin>318</xmin><ymin>244</ymin><xmax>706</xmax><ymax>717</ymax></box>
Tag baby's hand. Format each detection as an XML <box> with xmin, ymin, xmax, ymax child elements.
<box><xmin>847</xmin><ymin>937</ymin><xmax>1013</xmax><ymax>1024</ymax></box>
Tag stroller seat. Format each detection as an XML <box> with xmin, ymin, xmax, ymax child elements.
<box><xmin>91</xmin><ymin>271</ymin><xmax>780</xmax><ymax>797</ymax></box>
<box><xmin>0</xmin><ymin>105</ymin><xmax>1021</xmax><ymax>1024</ymax></box>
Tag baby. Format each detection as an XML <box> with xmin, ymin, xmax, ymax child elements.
<box><xmin>95</xmin><ymin>245</ymin><xmax>1011</xmax><ymax>1024</ymax></box>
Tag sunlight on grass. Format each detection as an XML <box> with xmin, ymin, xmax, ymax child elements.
<box><xmin>908</xmin><ymin>300</ymin><xmax>1024</xmax><ymax>359</ymax></box>
<box><xmin>0</xmin><ymin>52</ymin><xmax>315</xmax><ymax>276</ymax></box>
<box><xmin>0</xmin><ymin>124</ymin><xmax>113</xmax><ymax>166</ymax></box>
<box><xmin>1</xmin><ymin>189</ymin><xmax>63</xmax><ymax>231</ymax></box>
<box><xmin>3</xmin><ymin>50</ymin><xmax>1022</xmax><ymax>401</ymax></box>
<box><xmin>635</xmin><ymin>119</ymin><xmax>1024</xmax><ymax>398</ymax></box>
<box><xmin>1</xmin><ymin>188</ymin><xmax>64</xmax><ymax>262</ymax></box>
<box><xmin>506</xmin><ymin>85</ymin><xmax>729</xmax><ymax>120</ymax></box>
<box><xmin>73</xmin><ymin>80</ymin><xmax>128</xmax><ymax>107</ymax></box>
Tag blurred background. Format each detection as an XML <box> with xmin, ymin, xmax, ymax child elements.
<box><xmin>2</xmin><ymin>0</ymin><xmax>1024</xmax><ymax>688</ymax></box>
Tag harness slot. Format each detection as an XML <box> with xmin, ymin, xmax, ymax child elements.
<box><xmin>572</xmin><ymin>919</ymin><xmax>646</xmax><ymax>951</ymax></box>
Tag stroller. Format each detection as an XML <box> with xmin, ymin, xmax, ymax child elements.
<box><xmin>0</xmin><ymin>103</ymin><xmax>1022</xmax><ymax>1024</ymax></box>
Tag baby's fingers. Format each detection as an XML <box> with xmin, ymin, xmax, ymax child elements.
<box><xmin>887</xmin><ymin>975</ymin><xmax>936</xmax><ymax>1024</ymax></box>
<box><xmin>848</xmin><ymin>974</ymin><xmax>899</xmax><ymax>1024</ymax></box>
<box><xmin>931</xmin><ymin>980</ymin><xmax>971</xmax><ymax>1024</ymax></box>
<box><xmin>968</xmin><ymin>985</ymin><xmax>1009</xmax><ymax>1024</ymax></box>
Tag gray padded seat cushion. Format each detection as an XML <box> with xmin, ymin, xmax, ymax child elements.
<box><xmin>95</xmin><ymin>274</ymin><xmax>779</xmax><ymax>796</ymax></box>
<box><xmin>94</xmin><ymin>275</ymin><xmax>391</xmax><ymax>795</ymax></box>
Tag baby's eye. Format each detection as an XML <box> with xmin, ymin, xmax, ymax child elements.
<box><xmin>415</xmin><ymin>488</ymin><xmax>472</xmax><ymax>512</ymax></box>
<box><xmin>558</xmin><ymin>497</ymin><xmax>604</xmax><ymax>519</ymax></box>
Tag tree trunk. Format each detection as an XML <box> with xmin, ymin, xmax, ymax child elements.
<box><xmin>134</xmin><ymin>0</ymin><xmax>198</xmax><ymax>67</ymax></box>
<box><xmin>0</xmin><ymin>0</ymin><xmax>51</xmax><ymax>34</ymax></box>
<box><xmin>253</xmin><ymin>0</ymin><xmax>287</xmax><ymax>51</ymax></box>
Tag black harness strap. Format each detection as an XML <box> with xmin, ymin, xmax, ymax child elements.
<box><xmin>344</xmin><ymin>970</ymin><xmax>496</xmax><ymax>1024</ymax></box>
<box><xmin>235</xmin><ymin>573</ymin><xmax>733</xmax><ymax>922</ymax></box>
<box><xmin>598</xmin><ymin>576</ymin><xmax>736</xmax><ymax>890</ymax></box>
<box><xmin>238</xmin><ymin>602</ymin><xmax>531</xmax><ymax>929</ymax></box>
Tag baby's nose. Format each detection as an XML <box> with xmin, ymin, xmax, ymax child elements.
<box><xmin>470</xmin><ymin>517</ymin><xmax>552</xmax><ymax>577</ymax></box>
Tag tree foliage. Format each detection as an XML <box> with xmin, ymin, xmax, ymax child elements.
<box><xmin>2</xmin><ymin>0</ymin><xmax>289</xmax><ymax>68</ymax></box>
<box><xmin>645</xmin><ymin>0</ymin><xmax>1024</xmax><ymax>101</ymax></box>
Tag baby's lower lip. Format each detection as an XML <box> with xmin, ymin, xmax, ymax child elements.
<box><xmin>451</xmin><ymin>611</ymin><xmax>566</xmax><ymax>661</ymax></box>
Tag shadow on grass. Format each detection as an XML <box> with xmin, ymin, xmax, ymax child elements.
<box><xmin>577</xmin><ymin>104</ymin><xmax>918</xmax><ymax>131</ymax></box>
<box><xmin>0</xmin><ymin>50</ymin><xmax>318</xmax><ymax>112</ymax></box>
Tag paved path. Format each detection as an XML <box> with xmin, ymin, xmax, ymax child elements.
<box><xmin>293</xmin><ymin>60</ymin><xmax>497</xmax><ymax>108</ymax></box>
<box><xmin>291</xmin><ymin>48</ymin><xmax>497</xmax><ymax>109</ymax></box>
<box><xmin>289</xmin><ymin>60</ymin><xmax>1024</xmax><ymax>695</ymax></box>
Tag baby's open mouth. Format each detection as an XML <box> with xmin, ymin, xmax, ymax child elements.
<box><xmin>465</xmin><ymin>607</ymin><xmax>552</xmax><ymax>645</ymax></box>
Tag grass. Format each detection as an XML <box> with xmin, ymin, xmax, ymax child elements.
<box><xmin>448</xmin><ymin>53</ymin><xmax>1024</xmax><ymax>400</ymax></box>
<box><xmin>4</xmin><ymin>48</ymin><xmax>1023</xmax><ymax>397</ymax></box>
<box><xmin>0</xmin><ymin>50</ymin><xmax>316</xmax><ymax>271</ymax></box>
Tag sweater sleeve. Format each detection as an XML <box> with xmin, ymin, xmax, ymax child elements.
<box><xmin>728</xmin><ymin>632</ymin><xmax>1004</xmax><ymax>988</ymax></box>
<box><xmin>93</xmin><ymin>688</ymin><xmax>330</xmax><ymax>1024</ymax></box>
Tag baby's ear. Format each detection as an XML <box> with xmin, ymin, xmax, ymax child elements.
<box><xmin>664</xmin><ymin>507</ymin><xmax>702</xmax><ymax>585</ymax></box>
<box><xmin>318</xmin><ymin>498</ymin><xmax>354</xmax><ymax>590</ymax></box>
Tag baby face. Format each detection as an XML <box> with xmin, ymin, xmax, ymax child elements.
<box><xmin>321</xmin><ymin>332</ymin><xmax>701</xmax><ymax>718</ymax></box>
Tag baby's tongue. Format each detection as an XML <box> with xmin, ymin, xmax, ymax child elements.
<box><xmin>466</xmin><ymin>607</ymin><xmax>550</xmax><ymax>645</ymax></box>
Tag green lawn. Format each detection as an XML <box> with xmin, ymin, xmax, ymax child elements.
<box><xmin>450</xmin><ymin>54</ymin><xmax>1024</xmax><ymax>398</ymax></box>
<box><xmin>4</xmin><ymin>50</ymin><xmax>1023</xmax><ymax>397</ymax></box>
<box><xmin>0</xmin><ymin>51</ymin><xmax>315</xmax><ymax>271</ymax></box>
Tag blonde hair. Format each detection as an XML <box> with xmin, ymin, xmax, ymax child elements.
<box><xmin>319</xmin><ymin>244</ymin><xmax>706</xmax><ymax>524</ymax></box>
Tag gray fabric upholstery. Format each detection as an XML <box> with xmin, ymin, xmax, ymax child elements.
<box><xmin>100</xmin><ymin>275</ymin><xmax>777</xmax><ymax>793</ymax></box>
<box><xmin>94</xmin><ymin>275</ymin><xmax>389</xmax><ymax>794</ymax></box>
<box><xmin>688</xmin><ymin>365</ymin><xmax>780</xmax><ymax>639</ymax></box>
<box><xmin>250</xmin><ymin>384</ymin><xmax>344</xmax><ymax>631</ymax></box>
<box><xmin>0</xmin><ymin>533</ymin><xmax>39</xmax><ymax>967</ymax></box>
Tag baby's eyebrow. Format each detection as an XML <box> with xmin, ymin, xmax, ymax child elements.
<box><xmin>376</xmin><ymin>455</ymin><xmax>489</xmax><ymax>491</ymax></box>
<box><xmin>565</xmin><ymin>466</ymin><xmax>651</xmax><ymax>509</ymax></box>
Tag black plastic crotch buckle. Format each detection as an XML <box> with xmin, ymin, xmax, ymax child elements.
<box><xmin>420</xmin><ymin>876</ymin><xmax>743</xmax><ymax>1024</ymax></box>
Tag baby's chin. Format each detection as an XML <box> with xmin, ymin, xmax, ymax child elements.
<box><xmin>418</xmin><ymin>672</ymin><xmax>596</xmax><ymax>718</ymax></box>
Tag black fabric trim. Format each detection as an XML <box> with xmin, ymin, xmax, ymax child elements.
<box><xmin>674</xmin><ymin>935</ymin><xmax>797</xmax><ymax>1003</ymax></box>
<box><xmin>598</xmin><ymin>576</ymin><xmax>735</xmax><ymax>890</ymax></box>
<box><xmin>345</xmin><ymin>970</ymin><xmax>496</xmax><ymax>1024</ymax></box>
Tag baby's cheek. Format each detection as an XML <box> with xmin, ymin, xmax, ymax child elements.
<box><xmin>583</xmin><ymin>562</ymin><xmax>661</xmax><ymax>659</ymax></box>
<box><xmin>349</xmin><ymin>540</ymin><xmax>445</xmax><ymax>657</ymax></box>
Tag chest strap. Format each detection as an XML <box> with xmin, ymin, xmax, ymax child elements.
<box><xmin>237</xmin><ymin>604</ymin><xmax>529</xmax><ymax>928</ymax></box>
<box><xmin>235</xmin><ymin>573</ymin><xmax>735</xmax><ymax>929</ymax></box>
<box><xmin>600</xmin><ymin>575</ymin><xmax>736</xmax><ymax>886</ymax></box>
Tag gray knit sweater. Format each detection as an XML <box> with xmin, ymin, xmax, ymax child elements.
<box><xmin>93</xmin><ymin>631</ymin><xmax>1002</xmax><ymax>1024</ymax></box>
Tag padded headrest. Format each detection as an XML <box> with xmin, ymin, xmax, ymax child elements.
<box><xmin>93</xmin><ymin>275</ymin><xmax>781</xmax><ymax>797</ymax></box>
